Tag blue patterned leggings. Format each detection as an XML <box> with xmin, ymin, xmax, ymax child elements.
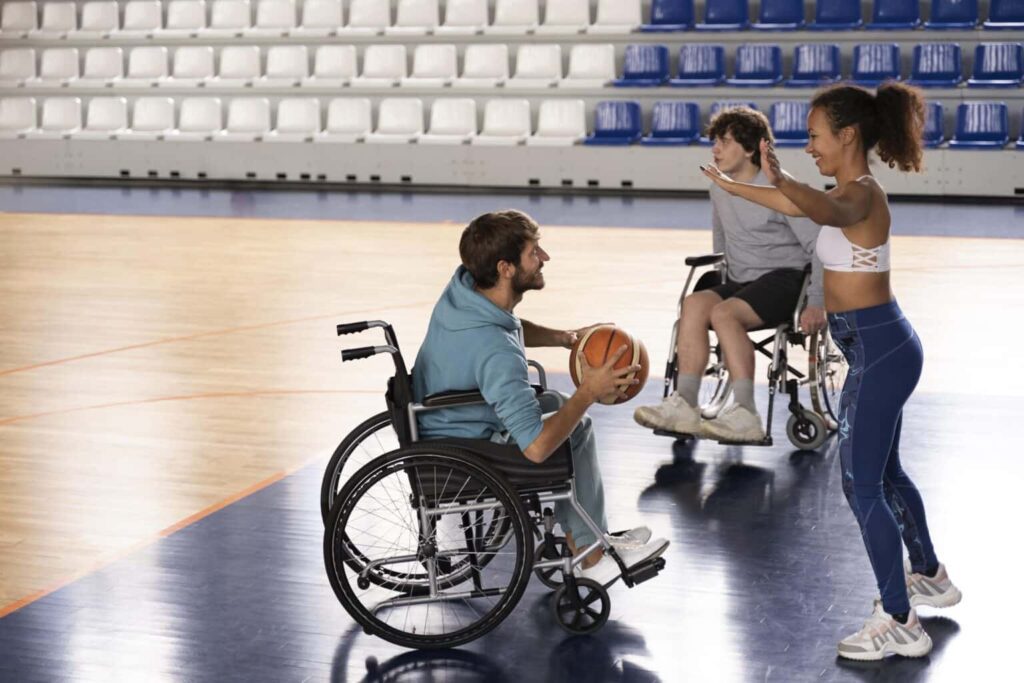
<box><xmin>829</xmin><ymin>301</ymin><xmax>939</xmax><ymax>615</ymax></box>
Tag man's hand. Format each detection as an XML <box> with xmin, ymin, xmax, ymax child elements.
<box><xmin>579</xmin><ymin>345</ymin><xmax>641</xmax><ymax>404</ymax></box>
<box><xmin>560</xmin><ymin>322</ymin><xmax>613</xmax><ymax>349</ymax></box>
<box><xmin>799</xmin><ymin>306</ymin><xmax>827</xmax><ymax>335</ymax></box>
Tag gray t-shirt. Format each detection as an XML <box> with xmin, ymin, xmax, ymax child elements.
<box><xmin>710</xmin><ymin>170</ymin><xmax>824</xmax><ymax>308</ymax></box>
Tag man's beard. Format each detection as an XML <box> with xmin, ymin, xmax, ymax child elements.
<box><xmin>512</xmin><ymin>268</ymin><xmax>545</xmax><ymax>294</ymax></box>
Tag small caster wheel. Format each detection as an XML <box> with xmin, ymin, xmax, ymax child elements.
<box><xmin>551</xmin><ymin>577</ymin><xmax>610</xmax><ymax>635</ymax></box>
<box><xmin>787</xmin><ymin>411</ymin><xmax>828</xmax><ymax>451</ymax></box>
<box><xmin>534</xmin><ymin>536</ymin><xmax>571</xmax><ymax>590</ymax></box>
<box><xmin>357</xmin><ymin>576</ymin><xmax>371</xmax><ymax>590</ymax></box>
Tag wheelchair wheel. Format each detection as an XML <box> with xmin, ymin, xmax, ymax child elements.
<box><xmin>809</xmin><ymin>329</ymin><xmax>847</xmax><ymax>430</ymax></box>
<box><xmin>320</xmin><ymin>411</ymin><xmax>399</xmax><ymax>525</ymax></box>
<box><xmin>551</xmin><ymin>578</ymin><xmax>610</xmax><ymax>635</ymax></box>
<box><xmin>787</xmin><ymin>411</ymin><xmax>828</xmax><ymax>451</ymax></box>
<box><xmin>325</xmin><ymin>446</ymin><xmax>533</xmax><ymax>649</ymax></box>
<box><xmin>699</xmin><ymin>358</ymin><xmax>731</xmax><ymax>421</ymax></box>
<box><xmin>533</xmin><ymin>536</ymin><xmax>571</xmax><ymax>590</ymax></box>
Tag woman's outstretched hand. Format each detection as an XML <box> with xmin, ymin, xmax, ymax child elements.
<box><xmin>760</xmin><ymin>138</ymin><xmax>785</xmax><ymax>187</ymax></box>
<box><xmin>700</xmin><ymin>163</ymin><xmax>738</xmax><ymax>195</ymax></box>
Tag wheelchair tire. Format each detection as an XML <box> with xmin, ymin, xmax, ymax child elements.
<box><xmin>325</xmin><ymin>446</ymin><xmax>533</xmax><ymax>649</ymax></box>
<box><xmin>551</xmin><ymin>578</ymin><xmax>610</xmax><ymax>635</ymax></box>
<box><xmin>320</xmin><ymin>411</ymin><xmax>398</xmax><ymax>525</ymax></box>
<box><xmin>787</xmin><ymin>411</ymin><xmax>828</xmax><ymax>451</ymax></box>
<box><xmin>533</xmin><ymin>537</ymin><xmax>571</xmax><ymax>590</ymax></box>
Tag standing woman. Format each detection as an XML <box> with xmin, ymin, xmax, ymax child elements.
<box><xmin>701</xmin><ymin>82</ymin><xmax>961</xmax><ymax>661</ymax></box>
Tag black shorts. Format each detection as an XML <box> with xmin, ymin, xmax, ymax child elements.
<box><xmin>706</xmin><ymin>268</ymin><xmax>805</xmax><ymax>327</ymax></box>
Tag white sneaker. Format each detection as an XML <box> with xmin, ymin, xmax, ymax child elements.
<box><xmin>607</xmin><ymin>526</ymin><xmax>652</xmax><ymax>549</ymax></box>
<box><xmin>837</xmin><ymin>601</ymin><xmax>932</xmax><ymax>661</ymax></box>
<box><xmin>577</xmin><ymin>537</ymin><xmax>670</xmax><ymax>587</ymax></box>
<box><xmin>905</xmin><ymin>560</ymin><xmax>962</xmax><ymax>609</ymax></box>
<box><xmin>633</xmin><ymin>393</ymin><xmax>701</xmax><ymax>433</ymax></box>
<box><xmin>701</xmin><ymin>404</ymin><xmax>765</xmax><ymax>442</ymax></box>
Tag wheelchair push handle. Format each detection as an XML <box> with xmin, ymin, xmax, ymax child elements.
<box><xmin>341</xmin><ymin>345</ymin><xmax>398</xmax><ymax>362</ymax></box>
<box><xmin>337</xmin><ymin>320</ymin><xmax>389</xmax><ymax>336</ymax></box>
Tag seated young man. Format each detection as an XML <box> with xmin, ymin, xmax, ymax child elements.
<box><xmin>412</xmin><ymin>209</ymin><xmax>668</xmax><ymax>586</ymax></box>
<box><xmin>634</xmin><ymin>106</ymin><xmax>825</xmax><ymax>442</ymax></box>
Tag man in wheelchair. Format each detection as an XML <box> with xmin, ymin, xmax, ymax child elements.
<box><xmin>412</xmin><ymin>209</ymin><xmax>669</xmax><ymax>586</ymax></box>
<box><xmin>634</xmin><ymin>106</ymin><xmax>826</xmax><ymax>443</ymax></box>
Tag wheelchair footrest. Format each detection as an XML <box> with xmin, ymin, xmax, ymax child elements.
<box><xmin>652</xmin><ymin>429</ymin><xmax>697</xmax><ymax>440</ymax></box>
<box><xmin>621</xmin><ymin>557</ymin><xmax>666</xmax><ymax>588</ymax></box>
<box><xmin>715</xmin><ymin>436</ymin><xmax>773</xmax><ymax>447</ymax></box>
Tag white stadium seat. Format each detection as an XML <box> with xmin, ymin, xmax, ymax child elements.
<box><xmin>212</xmin><ymin>46</ymin><xmax>261</xmax><ymax>87</ymax></box>
<box><xmin>365</xmin><ymin>97</ymin><xmax>423</xmax><ymax>143</ymax></box>
<box><xmin>302</xmin><ymin>45</ymin><xmax>357</xmax><ymax>89</ymax></box>
<box><xmin>537</xmin><ymin>0</ymin><xmax>590</xmax><ymax>35</ymax></box>
<box><xmin>419</xmin><ymin>98</ymin><xmax>477</xmax><ymax>145</ymax></box>
<box><xmin>78</xmin><ymin>2</ymin><xmax>120</xmax><ymax>37</ymax></box>
<box><xmin>73</xmin><ymin>47</ymin><xmax>124</xmax><ymax>88</ymax></box>
<box><xmin>204</xmin><ymin>0</ymin><xmax>252</xmax><ymax>38</ymax></box>
<box><xmin>28</xmin><ymin>97</ymin><xmax>82</xmax><ymax>139</ymax></box>
<box><xmin>121</xmin><ymin>1</ymin><xmax>163</xmax><ymax>36</ymax></box>
<box><xmin>402</xmin><ymin>45</ymin><xmax>457</xmax><ymax>87</ymax></box>
<box><xmin>527</xmin><ymin>98</ymin><xmax>585</xmax><ymax>145</ymax></box>
<box><xmin>162</xmin><ymin>0</ymin><xmax>207</xmax><ymax>37</ymax></box>
<box><xmin>0</xmin><ymin>97</ymin><xmax>37</xmax><ymax>138</ymax></box>
<box><xmin>453</xmin><ymin>44</ymin><xmax>509</xmax><ymax>88</ymax></box>
<box><xmin>386</xmin><ymin>0</ymin><xmax>438</xmax><ymax>35</ymax></box>
<box><xmin>0</xmin><ymin>49</ymin><xmax>37</xmax><ymax>87</ymax></box>
<box><xmin>248</xmin><ymin>0</ymin><xmax>296</xmax><ymax>36</ymax></box>
<box><xmin>1</xmin><ymin>2</ymin><xmax>39</xmax><ymax>37</ymax></box>
<box><xmin>343</xmin><ymin>0</ymin><xmax>390</xmax><ymax>35</ymax></box>
<box><xmin>506</xmin><ymin>44</ymin><xmax>562</xmax><ymax>88</ymax></box>
<box><xmin>317</xmin><ymin>97</ymin><xmax>372</xmax><ymax>142</ymax></box>
<box><xmin>562</xmin><ymin>44</ymin><xmax>615</xmax><ymax>88</ymax></box>
<box><xmin>589</xmin><ymin>0</ymin><xmax>641</xmax><ymax>33</ymax></box>
<box><xmin>352</xmin><ymin>45</ymin><xmax>407</xmax><ymax>88</ymax></box>
<box><xmin>32</xmin><ymin>2</ymin><xmax>77</xmax><ymax>38</ymax></box>
<box><xmin>295</xmin><ymin>0</ymin><xmax>342</xmax><ymax>36</ymax></box>
<box><xmin>26</xmin><ymin>48</ymin><xmax>79</xmax><ymax>88</ymax></box>
<box><xmin>486</xmin><ymin>0</ymin><xmax>539</xmax><ymax>34</ymax></box>
<box><xmin>123</xmin><ymin>96</ymin><xmax>175</xmax><ymax>140</ymax></box>
<box><xmin>76</xmin><ymin>96</ymin><xmax>129</xmax><ymax>139</ymax></box>
<box><xmin>215</xmin><ymin>97</ymin><xmax>271</xmax><ymax>141</ymax></box>
<box><xmin>473</xmin><ymin>98</ymin><xmax>531</xmax><ymax>145</ymax></box>
<box><xmin>172</xmin><ymin>97</ymin><xmax>222</xmax><ymax>140</ymax></box>
<box><xmin>436</xmin><ymin>0</ymin><xmax>487</xmax><ymax>35</ymax></box>
<box><xmin>267</xmin><ymin>97</ymin><xmax>321</xmax><ymax>142</ymax></box>
<box><xmin>115</xmin><ymin>47</ymin><xmax>168</xmax><ymax>88</ymax></box>
<box><xmin>168</xmin><ymin>46</ymin><xmax>215</xmax><ymax>87</ymax></box>
<box><xmin>258</xmin><ymin>45</ymin><xmax>308</xmax><ymax>87</ymax></box>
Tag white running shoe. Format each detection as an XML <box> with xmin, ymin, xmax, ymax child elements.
<box><xmin>837</xmin><ymin>601</ymin><xmax>933</xmax><ymax>661</ymax></box>
<box><xmin>577</xmin><ymin>537</ymin><xmax>670</xmax><ymax>588</ymax></box>
<box><xmin>607</xmin><ymin>526</ymin><xmax>652</xmax><ymax>549</ymax></box>
<box><xmin>905</xmin><ymin>560</ymin><xmax>962</xmax><ymax>609</ymax></box>
<box><xmin>633</xmin><ymin>393</ymin><xmax>702</xmax><ymax>433</ymax></box>
<box><xmin>701</xmin><ymin>404</ymin><xmax>766</xmax><ymax>442</ymax></box>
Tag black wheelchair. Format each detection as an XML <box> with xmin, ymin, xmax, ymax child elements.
<box><xmin>323</xmin><ymin>320</ymin><xmax>666</xmax><ymax>649</ymax></box>
<box><xmin>651</xmin><ymin>253</ymin><xmax>848</xmax><ymax>450</ymax></box>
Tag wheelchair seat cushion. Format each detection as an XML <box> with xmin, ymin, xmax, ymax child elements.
<box><xmin>704</xmin><ymin>267</ymin><xmax>807</xmax><ymax>328</ymax></box>
<box><xmin>426</xmin><ymin>438</ymin><xmax>573</xmax><ymax>492</ymax></box>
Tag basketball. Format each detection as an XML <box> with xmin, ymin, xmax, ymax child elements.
<box><xmin>569</xmin><ymin>325</ymin><xmax>649</xmax><ymax>405</ymax></box>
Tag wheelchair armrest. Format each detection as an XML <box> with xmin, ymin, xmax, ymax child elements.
<box><xmin>422</xmin><ymin>389</ymin><xmax>486</xmax><ymax>407</ymax></box>
<box><xmin>684</xmin><ymin>253</ymin><xmax>725</xmax><ymax>268</ymax></box>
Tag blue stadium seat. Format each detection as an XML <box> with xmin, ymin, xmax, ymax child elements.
<box><xmin>726</xmin><ymin>44</ymin><xmax>783</xmax><ymax>87</ymax></box>
<box><xmin>770</xmin><ymin>101</ymin><xmax>810</xmax><ymax>147</ymax></box>
<box><xmin>612</xmin><ymin>45</ymin><xmax>670</xmax><ymax>87</ymax></box>
<box><xmin>809</xmin><ymin>0</ymin><xmax>863</xmax><ymax>30</ymax></box>
<box><xmin>967</xmin><ymin>43</ymin><xmax>1024</xmax><ymax>87</ymax></box>
<box><xmin>641</xmin><ymin>101</ymin><xmax>701</xmax><ymax>145</ymax></box>
<box><xmin>752</xmin><ymin>0</ymin><xmax>804</xmax><ymax>30</ymax></box>
<box><xmin>669</xmin><ymin>45</ymin><xmax>725</xmax><ymax>86</ymax></box>
<box><xmin>786</xmin><ymin>44</ymin><xmax>841</xmax><ymax>87</ymax></box>
<box><xmin>640</xmin><ymin>0</ymin><xmax>695</xmax><ymax>31</ymax></box>
<box><xmin>852</xmin><ymin>43</ymin><xmax>901</xmax><ymax>85</ymax></box>
<box><xmin>923</xmin><ymin>101</ymin><xmax>945</xmax><ymax>147</ymax></box>
<box><xmin>949</xmin><ymin>101</ymin><xmax>1009</xmax><ymax>148</ymax></box>
<box><xmin>696</xmin><ymin>0</ymin><xmax>750</xmax><ymax>31</ymax></box>
<box><xmin>925</xmin><ymin>0</ymin><xmax>979</xmax><ymax>29</ymax></box>
<box><xmin>867</xmin><ymin>0</ymin><xmax>921</xmax><ymax>30</ymax></box>
<box><xmin>909</xmin><ymin>43</ymin><xmax>963</xmax><ymax>87</ymax></box>
<box><xmin>583</xmin><ymin>100</ymin><xmax>643</xmax><ymax>145</ymax></box>
<box><xmin>984</xmin><ymin>0</ymin><xmax>1024</xmax><ymax>30</ymax></box>
<box><xmin>699</xmin><ymin>100</ymin><xmax>758</xmax><ymax>145</ymax></box>
<box><xmin>1018</xmin><ymin>107</ymin><xmax>1024</xmax><ymax>149</ymax></box>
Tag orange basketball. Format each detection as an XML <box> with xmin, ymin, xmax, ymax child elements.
<box><xmin>569</xmin><ymin>325</ymin><xmax>649</xmax><ymax>405</ymax></box>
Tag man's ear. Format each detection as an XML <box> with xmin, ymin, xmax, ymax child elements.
<box><xmin>495</xmin><ymin>259</ymin><xmax>516</xmax><ymax>281</ymax></box>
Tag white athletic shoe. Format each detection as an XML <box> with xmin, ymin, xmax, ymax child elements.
<box><xmin>607</xmin><ymin>526</ymin><xmax>652</xmax><ymax>549</ymax></box>
<box><xmin>837</xmin><ymin>601</ymin><xmax>933</xmax><ymax>661</ymax></box>
<box><xmin>905</xmin><ymin>560</ymin><xmax>962</xmax><ymax>609</ymax></box>
<box><xmin>577</xmin><ymin>538</ymin><xmax>670</xmax><ymax>587</ymax></box>
<box><xmin>633</xmin><ymin>393</ymin><xmax>702</xmax><ymax>434</ymax></box>
<box><xmin>701</xmin><ymin>404</ymin><xmax>766</xmax><ymax>443</ymax></box>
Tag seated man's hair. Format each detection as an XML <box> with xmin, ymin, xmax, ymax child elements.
<box><xmin>706</xmin><ymin>106</ymin><xmax>774</xmax><ymax>167</ymax></box>
<box><xmin>459</xmin><ymin>210</ymin><xmax>540</xmax><ymax>289</ymax></box>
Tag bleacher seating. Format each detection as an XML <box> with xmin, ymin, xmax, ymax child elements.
<box><xmin>641</xmin><ymin>0</ymin><xmax>695</xmax><ymax>31</ymax></box>
<box><xmin>583</xmin><ymin>100</ymin><xmax>642</xmax><ymax>145</ymax></box>
<box><xmin>984</xmin><ymin>0</ymin><xmax>1024</xmax><ymax>30</ymax></box>
<box><xmin>967</xmin><ymin>43</ymin><xmax>1024</xmax><ymax>87</ymax></box>
<box><xmin>909</xmin><ymin>43</ymin><xmax>963</xmax><ymax>87</ymax></box>
<box><xmin>923</xmin><ymin>101</ymin><xmax>945</xmax><ymax>147</ymax></box>
<box><xmin>670</xmin><ymin>44</ymin><xmax>725</xmax><ymax>86</ymax></box>
<box><xmin>770</xmin><ymin>100</ymin><xmax>810</xmax><ymax>146</ymax></box>
<box><xmin>949</xmin><ymin>101</ymin><xmax>1009</xmax><ymax>148</ymax></box>
<box><xmin>613</xmin><ymin>44</ymin><xmax>670</xmax><ymax>86</ymax></box>
<box><xmin>752</xmin><ymin>0</ymin><xmax>805</xmax><ymax>31</ymax></box>
<box><xmin>852</xmin><ymin>43</ymin><xmax>901</xmax><ymax>85</ymax></box>
<box><xmin>866</xmin><ymin>0</ymin><xmax>921</xmax><ymax>30</ymax></box>
<box><xmin>536</xmin><ymin>0</ymin><xmax>590</xmax><ymax>34</ymax></box>
<box><xmin>926</xmin><ymin>0</ymin><xmax>979</xmax><ymax>29</ymax></box>
<box><xmin>809</xmin><ymin>0</ymin><xmax>862</xmax><ymax>30</ymax></box>
<box><xmin>786</xmin><ymin>43</ymin><xmax>841</xmax><ymax>86</ymax></box>
<box><xmin>527</xmin><ymin>98</ymin><xmax>586</xmax><ymax>145</ymax></box>
<box><xmin>640</xmin><ymin>100</ymin><xmax>700</xmax><ymax>145</ymax></box>
<box><xmin>419</xmin><ymin>97</ymin><xmax>476</xmax><ymax>144</ymax></box>
<box><xmin>727</xmin><ymin>44</ymin><xmax>783</xmax><ymax>87</ymax></box>
<box><xmin>697</xmin><ymin>0</ymin><xmax>750</xmax><ymax>31</ymax></box>
<box><xmin>474</xmin><ymin>98</ymin><xmax>531</xmax><ymax>144</ymax></box>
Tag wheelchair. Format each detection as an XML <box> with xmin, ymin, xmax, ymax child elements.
<box><xmin>323</xmin><ymin>320</ymin><xmax>666</xmax><ymax>649</ymax></box>
<box><xmin>652</xmin><ymin>253</ymin><xmax>848</xmax><ymax>451</ymax></box>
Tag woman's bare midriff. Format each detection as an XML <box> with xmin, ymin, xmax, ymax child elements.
<box><xmin>823</xmin><ymin>270</ymin><xmax>894</xmax><ymax>314</ymax></box>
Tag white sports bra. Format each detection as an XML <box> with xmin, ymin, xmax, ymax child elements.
<box><xmin>814</xmin><ymin>176</ymin><xmax>891</xmax><ymax>273</ymax></box>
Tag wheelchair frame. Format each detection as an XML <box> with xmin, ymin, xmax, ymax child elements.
<box><xmin>324</xmin><ymin>319</ymin><xmax>666</xmax><ymax>648</ymax></box>
<box><xmin>656</xmin><ymin>253</ymin><xmax>843</xmax><ymax>450</ymax></box>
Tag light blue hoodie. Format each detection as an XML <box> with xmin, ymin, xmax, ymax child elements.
<box><xmin>412</xmin><ymin>266</ymin><xmax>543</xmax><ymax>450</ymax></box>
